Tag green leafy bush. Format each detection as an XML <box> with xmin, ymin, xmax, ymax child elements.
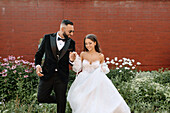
<box><xmin>116</xmin><ymin>70</ymin><xmax>170</xmax><ymax>112</ymax></box>
<box><xmin>0</xmin><ymin>55</ymin><xmax>38</xmax><ymax>103</ymax></box>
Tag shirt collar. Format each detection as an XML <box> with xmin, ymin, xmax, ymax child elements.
<box><xmin>57</xmin><ymin>32</ymin><xmax>61</xmax><ymax>40</ymax></box>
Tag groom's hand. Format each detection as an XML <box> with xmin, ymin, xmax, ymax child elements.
<box><xmin>36</xmin><ymin>65</ymin><xmax>44</xmax><ymax>77</ymax></box>
<box><xmin>69</xmin><ymin>52</ymin><xmax>77</xmax><ymax>62</ymax></box>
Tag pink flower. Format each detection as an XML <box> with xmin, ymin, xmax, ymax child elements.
<box><xmin>3</xmin><ymin>58</ymin><xmax>8</xmax><ymax>62</ymax></box>
<box><xmin>25</xmin><ymin>69</ymin><xmax>29</xmax><ymax>73</ymax></box>
<box><xmin>32</xmin><ymin>63</ymin><xmax>36</xmax><ymax>69</ymax></box>
<box><xmin>22</xmin><ymin>60</ymin><xmax>29</xmax><ymax>64</ymax></box>
<box><xmin>1</xmin><ymin>69</ymin><xmax>7</xmax><ymax>74</ymax></box>
<box><xmin>6</xmin><ymin>66</ymin><xmax>10</xmax><ymax>69</ymax></box>
<box><xmin>24</xmin><ymin>75</ymin><xmax>28</xmax><ymax>78</ymax></box>
<box><xmin>18</xmin><ymin>72</ymin><xmax>22</xmax><ymax>74</ymax></box>
<box><xmin>29</xmin><ymin>70</ymin><xmax>32</xmax><ymax>73</ymax></box>
<box><xmin>1</xmin><ymin>63</ymin><xmax>9</xmax><ymax>66</ymax></box>
<box><xmin>17</xmin><ymin>63</ymin><xmax>21</xmax><ymax>66</ymax></box>
<box><xmin>15</xmin><ymin>60</ymin><xmax>20</xmax><ymax>64</ymax></box>
<box><xmin>2</xmin><ymin>73</ymin><xmax>7</xmax><ymax>77</ymax></box>
<box><xmin>13</xmin><ymin>70</ymin><xmax>17</xmax><ymax>74</ymax></box>
<box><xmin>29</xmin><ymin>63</ymin><xmax>35</xmax><ymax>66</ymax></box>
<box><xmin>1</xmin><ymin>63</ymin><xmax>6</xmax><ymax>66</ymax></box>
<box><xmin>11</xmin><ymin>65</ymin><xmax>16</xmax><ymax>70</ymax></box>
<box><xmin>8</xmin><ymin>55</ymin><xmax>15</xmax><ymax>60</ymax></box>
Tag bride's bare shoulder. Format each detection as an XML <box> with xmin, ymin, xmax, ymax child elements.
<box><xmin>80</xmin><ymin>51</ymin><xmax>87</xmax><ymax>59</ymax></box>
<box><xmin>99</xmin><ymin>53</ymin><xmax>104</xmax><ymax>63</ymax></box>
<box><xmin>80</xmin><ymin>51</ymin><xmax>87</xmax><ymax>56</ymax></box>
<box><xmin>99</xmin><ymin>53</ymin><xmax>104</xmax><ymax>58</ymax></box>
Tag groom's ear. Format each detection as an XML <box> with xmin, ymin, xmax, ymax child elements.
<box><xmin>61</xmin><ymin>27</ymin><xmax>65</xmax><ymax>32</ymax></box>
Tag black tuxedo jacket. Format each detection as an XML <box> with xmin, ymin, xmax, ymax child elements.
<box><xmin>35</xmin><ymin>33</ymin><xmax>75</xmax><ymax>83</ymax></box>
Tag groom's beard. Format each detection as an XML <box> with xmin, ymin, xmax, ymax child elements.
<box><xmin>63</xmin><ymin>32</ymin><xmax>69</xmax><ymax>40</ymax></box>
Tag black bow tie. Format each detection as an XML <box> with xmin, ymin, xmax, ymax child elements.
<box><xmin>58</xmin><ymin>37</ymin><xmax>66</xmax><ymax>41</ymax></box>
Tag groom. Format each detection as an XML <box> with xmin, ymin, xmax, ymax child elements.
<box><xmin>35</xmin><ymin>19</ymin><xmax>75</xmax><ymax>113</ymax></box>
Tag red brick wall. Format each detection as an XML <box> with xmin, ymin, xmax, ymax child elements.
<box><xmin>0</xmin><ymin>0</ymin><xmax>170</xmax><ymax>71</ymax></box>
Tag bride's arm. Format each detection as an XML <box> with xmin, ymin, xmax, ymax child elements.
<box><xmin>72</xmin><ymin>52</ymin><xmax>84</xmax><ymax>74</ymax></box>
<box><xmin>100</xmin><ymin>54</ymin><xmax>110</xmax><ymax>74</ymax></box>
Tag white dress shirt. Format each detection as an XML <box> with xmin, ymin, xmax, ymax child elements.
<box><xmin>56</xmin><ymin>32</ymin><xmax>65</xmax><ymax>51</ymax></box>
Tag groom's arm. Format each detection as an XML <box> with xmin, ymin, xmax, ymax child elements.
<box><xmin>72</xmin><ymin>40</ymin><xmax>75</xmax><ymax>52</ymax></box>
<box><xmin>35</xmin><ymin>35</ymin><xmax>46</xmax><ymax>66</ymax></box>
<box><xmin>69</xmin><ymin>40</ymin><xmax>75</xmax><ymax>66</ymax></box>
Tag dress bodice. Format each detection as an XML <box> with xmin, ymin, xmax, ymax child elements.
<box><xmin>72</xmin><ymin>54</ymin><xmax>110</xmax><ymax>74</ymax></box>
<box><xmin>82</xmin><ymin>59</ymin><xmax>100</xmax><ymax>73</ymax></box>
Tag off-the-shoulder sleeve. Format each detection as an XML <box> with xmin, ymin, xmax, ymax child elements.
<box><xmin>72</xmin><ymin>54</ymin><xmax>82</xmax><ymax>74</ymax></box>
<box><xmin>101</xmin><ymin>61</ymin><xmax>110</xmax><ymax>74</ymax></box>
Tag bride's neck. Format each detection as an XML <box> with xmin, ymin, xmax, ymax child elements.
<box><xmin>88</xmin><ymin>49</ymin><xmax>96</xmax><ymax>54</ymax></box>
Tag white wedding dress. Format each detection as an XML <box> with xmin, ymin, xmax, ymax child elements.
<box><xmin>67</xmin><ymin>55</ymin><xmax>131</xmax><ymax>113</ymax></box>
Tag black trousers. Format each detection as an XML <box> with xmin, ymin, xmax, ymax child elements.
<box><xmin>37</xmin><ymin>72</ymin><xmax>68</xmax><ymax>113</ymax></box>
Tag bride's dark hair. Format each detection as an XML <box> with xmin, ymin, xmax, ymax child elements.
<box><xmin>83</xmin><ymin>34</ymin><xmax>101</xmax><ymax>53</ymax></box>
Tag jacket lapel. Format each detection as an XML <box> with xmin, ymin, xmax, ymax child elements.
<box><xmin>50</xmin><ymin>33</ymin><xmax>58</xmax><ymax>61</ymax></box>
<box><xmin>58</xmin><ymin>38</ymin><xmax>71</xmax><ymax>61</ymax></box>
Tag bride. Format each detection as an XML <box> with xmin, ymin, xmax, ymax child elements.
<box><xmin>68</xmin><ymin>34</ymin><xmax>131</xmax><ymax>113</ymax></box>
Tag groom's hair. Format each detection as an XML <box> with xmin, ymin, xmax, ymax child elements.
<box><xmin>62</xmin><ymin>19</ymin><xmax>73</xmax><ymax>25</ymax></box>
<box><xmin>60</xmin><ymin>19</ymin><xmax>73</xmax><ymax>29</ymax></box>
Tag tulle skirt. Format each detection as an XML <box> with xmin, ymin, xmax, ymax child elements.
<box><xmin>67</xmin><ymin>68</ymin><xmax>131</xmax><ymax>113</ymax></box>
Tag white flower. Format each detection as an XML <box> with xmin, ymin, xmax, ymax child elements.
<box><xmin>106</xmin><ymin>61</ymin><xmax>110</xmax><ymax>64</ymax></box>
<box><xmin>110</xmin><ymin>59</ymin><xmax>115</xmax><ymax>64</ymax></box>
<box><xmin>106</xmin><ymin>57</ymin><xmax>110</xmax><ymax>60</ymax></box>
<box><xmin>137</xmin><ymin>62</ymin><xmax>141</xmax><ymax>65</ymax></box>
<box><xmin>115</xmin><ymin>63</ymin><xmax>119</xmax><ymax>66</ymax></box>
<box><xmin>129</xmin><ymin>63</ymin><xmax>133</xmax><ymax>66</ymax></box>
<box><xmin>131</xmin><ymin>59</ymin><xmax>135</xmax><ymax>62</ymax></box>
<box><xmin>123</xmin><ymin>62</ymin><xmax>128</xmax><ymax>65</ymax></box>
<box><xmin>114</xmin><ymin>57</ymin><xmax>118</xmax><ymax>61</ymax></box>
<box><xmin>119</xmin><ymin>65</ymin><xmax>122</xmax><ymax>68</ymax></box>
<box><xmin>127</xmin><ymin>58</ymin><xmax>131</xmax><ymax>62</ymax></box>
<box><xmin>132</xmin><ymin>66</ymin><xmax>135</xmax><ymax>69</ymax></box>
<box><xmin>116</xmin><ymin>67</ymin><xmax>119</xmax><ymax>70</ymax></box>
<box><xmin>125</xmin><ymin>67</ymin><xmax>130</xmax><ymax>70</ymax></box>
<box><xmin>17</xmin><ymin>56</ymin><xmax>20</xmax><ymax>59</ymax></box>
<box><xmin>118</xmin><ymin>59</ymin><xmax>123</xmax><ymax>62</ymax></box>
<box><xmin>122</xmin><ymin>58</ymin><xmax>127</xmax><ymax>60</ymax></box>
<box><xmin>119</xmin><ymin>70</ymin><xmax>122</xmax><ymax>72</ymax></box>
